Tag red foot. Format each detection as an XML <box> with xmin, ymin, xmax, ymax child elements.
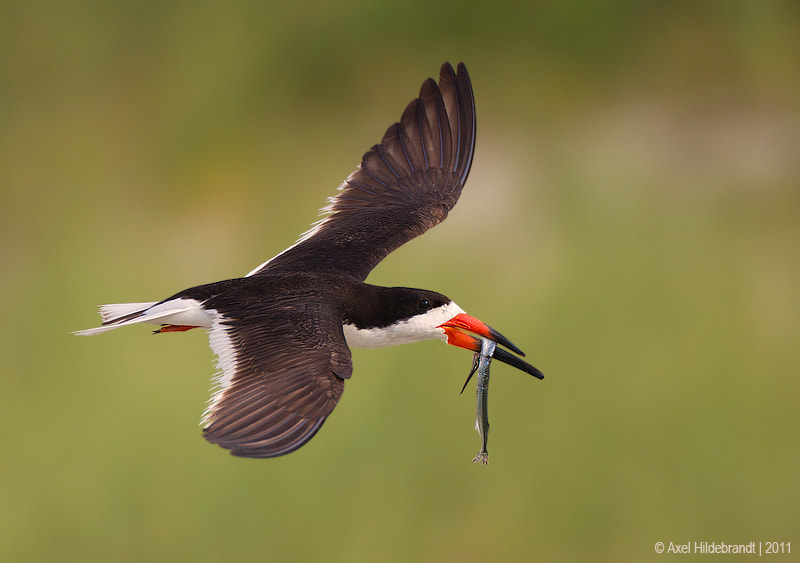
<box><xmin>154</xmin><ymin>325</ymin><xmax>199</xmax><ymax>334</ymax></box>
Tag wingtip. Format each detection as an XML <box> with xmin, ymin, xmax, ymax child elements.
<box><xmin>438</xmin><ymin>61</ymin><xmax>470</xmax><ymax>82</ymax></box>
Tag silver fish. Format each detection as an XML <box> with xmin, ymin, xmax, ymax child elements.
<box><xmin>458</xmin><ymin>332</ymin><xmax>545</xmax><ymax>464</ymax></box>
<box><xmin>472</xmin><ymin>338</ymin><xmax>496</xmax><ymax>464</ymax></box>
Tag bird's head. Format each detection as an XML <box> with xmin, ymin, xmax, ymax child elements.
<box><xmin>343</xmin><ymin>287</ymin><xmax>543</xmax><ymax>379</ymax></box>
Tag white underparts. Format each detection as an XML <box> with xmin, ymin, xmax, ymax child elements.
<box><xmin>343</xmin><ymin>301</ymin><xmax>465</xmax><ymax>349</ymax></box>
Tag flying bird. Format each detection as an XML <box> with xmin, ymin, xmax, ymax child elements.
<box><xmin>76</xmin><ymin>62</ymin><xmax>543</xmax><ymax>458</ymax></box>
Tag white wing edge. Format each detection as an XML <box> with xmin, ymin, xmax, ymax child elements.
<box><xmin>201</xmin><ymin>314</ymin><xmax>237</xmax><ymax>428</ymax></box>
<box><xmin>243</xmin><ymin>187</ymin><xmax>345</xmax><ymax>277</ymax></box>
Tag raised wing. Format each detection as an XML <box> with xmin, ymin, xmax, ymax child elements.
<box><xmin>201</xmin><ymin>296</ymin><xmax>352</xmax><ymax>458</ymax></box>
<box><xmin>247</xmin><ymin>62</ymin><xmax>476</xmax><ymax>281</ymax></box>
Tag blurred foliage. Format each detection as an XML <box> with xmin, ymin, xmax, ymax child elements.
<box><xmin>1</xmin><ymin>1</ymin><xmax>799</xmax><ymax>562</ymax></box>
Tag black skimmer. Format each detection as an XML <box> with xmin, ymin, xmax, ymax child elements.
<box><xmin>76</xmin><ymin>62</ymin><xmax>544</xmax><ymax>459</ymax></box>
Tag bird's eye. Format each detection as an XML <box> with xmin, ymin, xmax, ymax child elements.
<box><xmin>419</xmin><ymin>298</ymin><xmax>431</xmax><ymax>310</ymax></box>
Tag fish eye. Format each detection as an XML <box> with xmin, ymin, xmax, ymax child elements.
<box><xmin>419</xmin><ymin>298</ymin><xmax>431</xmax><ymax>310</ymax></box>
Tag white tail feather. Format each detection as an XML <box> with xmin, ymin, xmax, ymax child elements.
<box><xmin>98</xmin><ymin>302</ymin><xmax>158</xmax><ymax>324</ymax></box>
<box><xmin>74</xmin><ymin>324</ymin><xmax>128</xmax><ymax>336</ymax></box>
<box><xmin>74</xmin><ymin>298</ymin><xmax>215</xmax><ymax>336</ymax></box>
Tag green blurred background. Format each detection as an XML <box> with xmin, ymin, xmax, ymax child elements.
<box><xmin>2</xmin><ymin>1</ymin><xmax>798</xmax><ymax>561</ymax></box>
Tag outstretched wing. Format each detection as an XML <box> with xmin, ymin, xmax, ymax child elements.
<box><xmin>201</xmin><ymin>295</ymin><xmax>351</xmax><ymax>458</ymax></box>
<box><xmin>247</xmin><ymin>62</ymin><xmax>476</xmax><ymax>281</ymax></box>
